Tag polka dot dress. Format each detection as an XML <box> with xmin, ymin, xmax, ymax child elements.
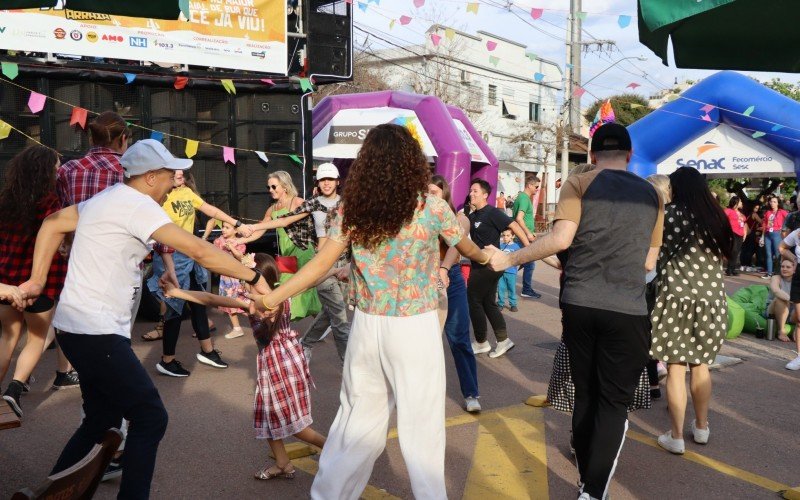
<box><xmin>650</xmin><ymin>205</ymin><xmax>727</xmax><ymax>365</ymax></box>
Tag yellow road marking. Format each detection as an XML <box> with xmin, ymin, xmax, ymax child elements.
<box><xmin>292</xmin><ymin>457</ymin><xmax>402</xmax><ymax>500</ymax></box>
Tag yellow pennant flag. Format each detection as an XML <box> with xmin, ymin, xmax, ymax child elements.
<box><xmin>466</xmin><ymin>2</ymin><xmax>479</xmax><ymax>14</ymax></box>
<box><xmin>389</xmin><ymin>19</ymin><xmax>396</xmax><ymax>29</ymax></box>
<box><xmin>445</xmin><ymin>28</ymin><xmax>455</xmax><ymax>40</ymax></box>
<box><xmin>221</xmin><ymin>79</ymin><xmax>236</xmax><ymax>95</ymax></box>
<box><xmin>185</xmin><ymin>139</ymin><xmax>199</xmax><ymax>158</ymax></box>
<box><xmin>629</xmin><ymin>103</ymin><xmax>644</xmax><ymax>109</ymax></box>
<box><xmin>0</xmin><ymin>120</ymin><xmax>11</xmax><ymax>140</ymax></box>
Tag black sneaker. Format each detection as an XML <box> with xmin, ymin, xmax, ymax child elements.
<box><xmin>102</xmin><ymin>460</ymin><xmax>123</xmax><ymax>482</ymax></box>
<box><xmin>156</xmin><ymin>359</ymin><xmax>190</xmax><ymax>377</ymax></box>
<box><xmin>2</xmin><ymin>380</ymin><xmax>24</xmax><ymax>418</ymax></box>
<box><xmin>520</xmin><ymin>290</ymin><xmax>542</xmax><ymax>299</ymax></box>
<box><xmin>196</xmin><ymin>349</ymin><xmax>228</xmax><ymax>369</ymax></box>
<box><xmin>51</xmin><ymin>371</ymin><xmax>80</xmax><ymax>390</ymax></box>
<box><xmin>650</xmin><ymin>387</ymin><xmax>662</xmax><ymax>399</ymax></box>
<box><xmin>509</xmin><ymin>306</ymin><xmax>519</xmax><ymax>312</ymax></box>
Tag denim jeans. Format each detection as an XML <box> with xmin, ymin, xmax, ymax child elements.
<box><xmin>765</xmin><ymin>231</ymin><xmax>782</xmax><ymax>274</ymax></box>
<box><xmin>444</xmin><ymin>266</ymin><xmax>479</xmax><ymax>398</ymax></box>
<box><xmin>521</xmin><ymin>261</ymin><xmax>536</xmax><ymax>294</ymax></box>
<box><xmin>497</xmin><ymin>272</ymin><xmax>518</xmax><ymax>307</ymax></box>
<box><xmin>54</xmin><ymin>333</ymin><xmax>168</xmax><ymax>500</ymax></box>
<box><xmin>302</xmin><ymin>276</ymin><xmax>351</xmax><ymax>360</ymax></box>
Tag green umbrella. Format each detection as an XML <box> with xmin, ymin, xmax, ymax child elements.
<box><xmin>5</xmin><ymin>0</ymin><xmax>182</xmax><ymax>20</ymax></box>
<box><xmin>638</xmin><ymin>0</ymin><xmax>800</xmax><ymax>72</ymax></box>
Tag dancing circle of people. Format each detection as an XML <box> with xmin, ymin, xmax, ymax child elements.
<box><xmin>4</xmin><ymin>114</ymin><xmax>790</xmax><ymax>500</ymax></box>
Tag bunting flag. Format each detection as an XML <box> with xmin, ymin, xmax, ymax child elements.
<box><xmin>772</xmin><ymin>124</ymin><xmax>785</xmax><ymax>132</ymax></box>
<box><xmin>572</xmin><ymin>86</ymin><xmax>586</xmax><ymax>97</ymax></box>
<box><xmin>260</xmin><ymin>78</ymin><xmax>275</xmax><ymax>86</ymax></box>
<box><xmin>752</xmin><ymin>131</ymin><xmax>766</xmax><ymax>138</ymax></box>
<box><xmin>531</xmin><ymin>8</ymin><xmax>544</xmax><ymax>19</ymax></box>
<box><xmin>414</xmin><ymin>0</ymin><xmax>425</xmax><ymax>7</ymax></box>
<box><xmin>576</xmin><ymin>11</ymin><xmax>588</xmax><ymax>21</ymax></box>
<box><xmin>700</xmin><ymin>104</ymin><xmax>715</xmax><ymax>113</ymax></box>
<box><xmin>589</xmin><ymin>99</ymin><xmax>616</xmax><ymax>137</ymax></box>
<box><xmin>0</xmin><ymin>120</ymin><xmax>11</xmax><ymax>140</ymax></box>
<box><xmin>124</xmin><ymin>73</ymin><xmax>136</xmax><ymax>84</ymax></box>
<box><xmin>389</xmin><ymin>19</ymin><xmax>396</xmax><ymax>29</ymax></box>
<box><xmin>174</xmin><ymin>76</ymin><xmax>189</xmax><ymax>90</ymax></box>
<box><xmin>223</xmin><ymin>146</ymin><xmax>235</xmax><ymax>164</ymax></box>
<box><xmin>28</xmin><ymin>91</ymin><xmax>46</xmax><ymax>114</ymax></box>
<box><xmin>533</xmin><ymin>72</ymin><xmax>544</xmax><ymax>82</ymax></box>
<box><xmin>289</xmin><ymin>154</ymin><xmax>302</xmax><ymax>165</ymax></box>
<box><xmin>185</xmin><ymin>139</ymin><xmax>199</xmax><ymax>158</ymax></box>
<box><xmin>701</xmin><ymin>114</ymin><xmax>712</xmax><ymax>122</ymax></box>
<box><xmin>466</xmin><ymin>2</ymin><xmax>479</xmax><ymax>14</ymax></box>
<box><xmin>299</xmin><ymin>78</ymin><xmax>314</xmax><ymax>92</ymax></box>
<box><xmin>70</xmin><ymin>107</ymin><xmax>88</xmax><ymax>128</ymax></box>
<box><xmin>617</xmin><ymin>15</ymin><xmax>632</xmax><ymax>28</ymax></box>
<box><xmin>150</xmin><ymin>130</ymin><xmax>164</xmax><ymax>142</ymax></box>
<box><xmin>430</xmin><ymin>33</ymin><xmax>441</xmax><ymax>46</ymax></box>
<box><xmin>399</xmin><ymin>15</ymin><xmax>412</xmax><ymax>25</ymax></box>
<box><xmin>368</xmin><ymin>0</ymin><xmax>379</xmax><ymax>4</ymax></box>
<box><xmin>1</xmin><ymin>61</ymin><xmax>19</xmax><ymax>80</ymax></box>
<box><xmin>357</xmin><ymin>2</ymin><xmax>368</xmax><ymax>12</ymax></box>
<box><xmin>743</xmin><ymin>105</ymin><xmax>755</xmax><ymax>116</ymax></box>
<box><xmin>221</xmin><ymin>79</ymin><xmax>236</xmax><ymax>94</ymax></box>
<box><xmin>629</xmin><ymin>103</ymin><xmax>644</xmax><ymax>109</ymax></box>
<box><xmin>486</xmin><ymin>40</ymin><xmax>497</xmax><ymax>51</ymax></box>
<box><xmin>255</xmin><ymin>151</ymin><xmax>269</xmax><ymax>163</ymax></box>
<box><xmin>445</xmin><ymin>28</ymin><xmax>455</xmax><ymax>40</ymax></box>
<box><xmin>626</xmin><ymin>82</ymin><xmax>641</xmax><ymax>89</ymax></box>
<box><xmin>526</xmin><ymin>53</ymin><xmax>537</xmax><ymax>62</ymax></box>
<box><xmin>489</xmin><ymin>55</ymin><xmax>500</xmax><ymax>67</ymax></box>
<box><xmin>179</xmin><ymin>0</ymin><xmax>190</xmax><ymax>18</ymax></box>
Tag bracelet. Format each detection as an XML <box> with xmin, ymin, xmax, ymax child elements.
<box><xmin>246</xmin><ymin>268</ymin><xmax>262</xmax><ymax>286</ymax></box>
<box><xmin>478</xmin><ymin>254</ymin><xmax>491</xmax><ymax>266</ymax></box>
<box><xmin>440</xmin><ymin>265</ymin><xmax>450</xmax><ymax>271</ymax></box>
<box><xmin>234</xmin><ymin>220</ymin><xmax>242</xmax><ymax>228</ymax></box>
<box><xmin>261</xmin><ymin>295</ymin><xmax>278</xmax><ymax>311</ymax></box>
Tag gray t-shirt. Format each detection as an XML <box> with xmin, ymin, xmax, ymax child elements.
<box><xmin>312</xmin><ymin>194</ymin><xmax>340</xmax><ymax>238</ymax></box>
<box><xmin>554</xmin><ymin>168</ymin><xmax>664</xmax><ymax>316</ymax></box>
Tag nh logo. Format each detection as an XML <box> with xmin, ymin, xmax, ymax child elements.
<box><xmin>129</xmin><ymin>36</ymin><xmax>147</xmax><ymax>48</ymax></box>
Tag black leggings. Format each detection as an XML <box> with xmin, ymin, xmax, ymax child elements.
<box><xmin>162</xmin><ymin>272</ymin><xmax>210</xmax><ymax>357</ymax></box>
<box><xmin>467</xmin><ymin>265</ymin><xmax>507</xmax><ymax>343</ymax></box>
<box><xmin>727</xmin><ymin>235</ymin><xmax>744</xmax><ymax>274</ymax></box>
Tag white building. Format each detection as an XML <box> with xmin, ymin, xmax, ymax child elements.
<box><xmin>362</xmin><ymin>24</ymin><xmax>563</xmax><ymax>198</ymax></box>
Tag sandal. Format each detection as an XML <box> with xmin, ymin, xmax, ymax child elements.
<box><xmin>254</xmin><ymin>463</ymin><xmax>295</xmax><ymax>480</ymax></box>
<box><xmin>141</xmin><ymin>316</ymin><xmax>164</xmax><ymax>341</ymax></box>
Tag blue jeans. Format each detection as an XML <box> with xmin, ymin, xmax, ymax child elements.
<box><xmin>765</xmin><ymin>231</ymin><xmax>782</xmax><ymax>274</ymax></box>
<box><xmin>54</xmin><ymin>333</ymin><xmax>168</xmax><ymax>500</ymax></box>
<box><xmin>497</xmin><ymin>272</ymin><xmax>518</xmax><ymax>307</ymax></box>
<box><xmin>444</xmin><ymin>266</ymin><xmax>479</xmax><ymax>398</ymax></box>
<box><xmin>521</xmin><ymin>261</ymin><xmax>536</xmax><ymax>294</ymax></box>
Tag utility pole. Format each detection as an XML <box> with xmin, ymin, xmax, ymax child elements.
<box><xmin>568</xmin><ymin>0</ymin><xmax>582</xmax><ymax>133</ymax></box>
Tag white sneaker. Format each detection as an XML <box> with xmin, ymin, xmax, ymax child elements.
<box><xmin>472</xmin><ymin>341</ymin><xmax>491</xmax><ymax>355</ymax></box>
<box><xmin>303</xmin><ymin>346</ymin><xmax>312</xmax><ymax>363</ymax></box>
<box><xmin>465</xmin><ymin>397</ymin><xmax>481</xmax><ymax>413</ymax></box>
<box><xmin>785</xmin><ymin>354</ymin><xmax>800</xmax><ymax>370</ymax></box>
<box><xmin>657</xmin><ymin>431</ymin><xmax>685</xmax><ymax>454</ymax></box>
<box><xmin>224</xmin><ymin>327</ymin><xmax>244</xmax><ymax>339</ymax></box>
<box><xmin>691</xmin><ymin>420</ymin><xmax>709</xmax><ymax>444</ymax></box>
<box><xmin>489</xmin><ymin>339</ymin><xmax>515</xmax><ymax>358</ymax></box>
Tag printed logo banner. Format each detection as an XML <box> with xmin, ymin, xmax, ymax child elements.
<box><xmin>0</xmin><ymin>1</ymin><xmax>287</xmax><ymax>74</ymax></box>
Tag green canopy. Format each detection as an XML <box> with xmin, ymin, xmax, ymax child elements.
<box><xmin>638</xmin><ymin>0</ymin><xmax>800</xmax><ymax>72</ymax></box>
<box><xmin>5</xmin><ymin>0</ymin><xmax>182</xmax><ymax>20</ymax></box>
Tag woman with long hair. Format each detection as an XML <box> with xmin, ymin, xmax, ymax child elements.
<box><xmin>428</xmin><ymin>174</ymin><xmax>480</xmax><ymax>413</ymax></box>
<box><xmin>724</xmin><ymin>195</ymin><xmax>747</xmax><ymax>276</ymax></box>
<box><xmin>0</xmin><ymin>146</ymin><xmax>68</xmax><ymax>417</ymax></box>
<box><xmin>762</xmin><ymin>195</ymin><xmax>788</xmax><ymax>278</ymax></box>
<box><xmin>250</xmin><ymin>124</ymin><xmax>491</xmax><ymax>499</ymax></box>
<box><xmin>651</xmin><ymin>167</ymin><xmax>733</xmax><ymax>455</ymax></box>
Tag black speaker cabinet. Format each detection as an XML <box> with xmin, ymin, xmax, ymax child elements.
<box><xmin>305</xmin><ymin>0</ymin><xmax>352</xmax><ymax>82</ymax></box>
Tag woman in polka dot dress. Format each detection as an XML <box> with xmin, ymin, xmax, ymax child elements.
<box><xmin>650</xmin><ymin>167</ymin><xmax>734</xmax><ymax>455</ymax></box>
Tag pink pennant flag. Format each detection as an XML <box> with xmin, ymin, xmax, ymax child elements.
<box><xmin>626</xmin><ymin>82</ymin><xmax>641</xmax><ymax>89</ymax></box>
<box><xmin>701</xmin><ymin>114</ymin><xmax>712</xmax><ymax>122</ymax></box>
<box><xmin>260</xmin><ymin>78</ymin><xmax>275</xmax><ymax>86</ymax></box>
<box><xmin>486</xmin><ymin>40</ymin><xmax>497</xmax><ymax>51</ymax></box>
<box><xmin>700</xmin><ymin>104</ymin><xmax>715</xmax><ymax>113</ymax></box>
<box><xmin>572</xmin><ymin>86</ymin><xmax>586</xmax><ymax>97</ymax></box>
<box><xmin>430</xmin><ymin>33</ymin><xmax>441</xmax><ymax>46</ymax></box>
<box><xmin>345</xmin><ymin>0</ymin><xmax>352</xmax><ymax>3</ymax></box>
<box><xmin>28</xmin><ymin>91</ymin><xmax>46</xmax><ymax>113</ymax></box>
<box><xmin>70</xmin><ymin>107</ymin><xmax>88</xmax><ymax>129</ymax></box>
<box><xmin>399</xmin><ymin>15</ymin><xmax>412</xmax><ymax>25</ymax></box>
<box><xmin>223</xmin><ymin>147</ymin><xmax>235</xmax><ymax>165</ymax></box>
<box><xmin>414</xmin><ymin>0</ymin><xmax>424</xmax><ymax>6</ymax></box>
<box><xmin>530</xmin><ymin>8</ymin><xmax>543</xmax><ymax>19</ymax></box>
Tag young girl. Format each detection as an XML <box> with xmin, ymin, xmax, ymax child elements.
<box><xmin>213</xmin><ymin>221</ymin><xmax>247</xmax><ymax>339</ymax></box>
<box><xmin>162</xmin><ymin>253</ymin><xmax>326</xmax><ymax>479</ymax></box>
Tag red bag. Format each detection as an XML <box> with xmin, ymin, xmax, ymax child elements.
<box><xmin>275</xmin><ymin>255</ymin><xmax>298</xmax><ymax>275</ymax></box>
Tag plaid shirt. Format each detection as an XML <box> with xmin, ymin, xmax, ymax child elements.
<box><xmin>56</xmin><ymin>147</ymin><xmax>124</xmax><ymax>207</ymax></box>
<box><xmin>0</xmin><ymin>194</ymin><xmax>68</xmax><ymax>300</ymax></box>
<box><xmin>279</xmin><ymin>197</ymin><xmax>350</xmax><ymax>268</ymax></box>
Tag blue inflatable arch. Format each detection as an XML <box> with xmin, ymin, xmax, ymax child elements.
<box><xmin>628</xmin><ymin>71</ymin><xmax>800</xmax><ymax>181</ymax></box>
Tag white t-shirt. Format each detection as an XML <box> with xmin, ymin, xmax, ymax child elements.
<box><xmin>53</xmin><ymin>183</ymin><xmax>172</xmax><ymax>338</ymax></box>
<box><xmin>312</xmin><ymin>194</ymin><xmax>340</xmax><ymax>238</ymax></box>
<box><xmin>782</xmin><ymin>229</ymin><xmax>800</xmax><ymax>262</ymax></box>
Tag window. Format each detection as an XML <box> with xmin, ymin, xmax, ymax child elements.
<box><xmin>488</xmin><ymin>84</ymin><xmax>497</xmax><ymax>105</ymax></box>
<box><xmin>529</xmin><ymin>102</ymin><xmax>541</xmax><ymax>122</ymax></box>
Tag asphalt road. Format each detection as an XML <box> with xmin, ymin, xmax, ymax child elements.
<box><xmin>2</xmin><ymin>266</ymin><xmax>798</xmax><ymax>499</ymax></box>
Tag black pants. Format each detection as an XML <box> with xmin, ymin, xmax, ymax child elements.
<box><xmin>563</xmin><ymin>303</ymin><xmax>650</xmax><ymax>499</ymax></box>
<box><xmin>54</xmin><ymin>333</ymin><xmax>168</xmax><ymax>500</ymax></box>
<box><xmin>467</xmin><ymin>265</ymin><xmax>507</xmax><ymax>343</ymax></box>
<box><xmin>162</xmin><ymin>272</ymin><xmax>210</xmax><ymax>357</ymax></box>
<box><xmin>741</xmin><ymin>232</ymin><xmax>756</xmax><ymax>266</ymax></box>
<box><xmin>727</xmin><ymin>235</ymin><xmax>744</xmax><ymax>274</ymax></box>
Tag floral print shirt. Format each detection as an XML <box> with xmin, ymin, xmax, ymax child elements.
<box><xmin>328</xmin><ymin>195</ymin><xmax>463</xmax><ymax>316</ymax></box>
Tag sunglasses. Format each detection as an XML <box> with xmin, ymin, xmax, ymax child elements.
<box><xmin>268</xmin><ymin>184</ymin><xmax>280</xmax><ymax>190</ymax></box>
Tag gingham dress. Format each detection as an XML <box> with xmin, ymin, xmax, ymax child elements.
<box><xmin>251</xmin><ymin>302</ymin><xmax>313</xmax><ymax>440</ymax></box>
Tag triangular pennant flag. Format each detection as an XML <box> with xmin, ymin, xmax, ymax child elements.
<box><xmin>530</xmin><ymin>8</ymin><xmax>543</xmax><ymax>19</ymax></box>
<box><xmin>701</xmin><ymin>114</ymin><xmax>712</xmax><ymax>122</ymax></box>
<box><xmin>700</xmin><ymin>104</ymin><xmax>715</xmax><ymax>113</ymax></box>
<box><xmin>486</xmin><ymin>40</ymin><xmax>497</xmax><ymax>51</ymax></box>
<box><xmin>260</xmin><ymin>78</ymin><xmax>275</xmax><ymax>86</ymax></box>
<box><xmin>389</xmin><ymin>19</ymin><xmax>396</xmax><ymax>29</ymax></box>
<box><xmin>533</xmin><ymin>73</ymin><xmax>544</xmax><ymax>82</ymax></box>
<box><xmin>626</xmin><ymin>82</ymin><xmax>641</xmax><ymax>89</ymax></box>
<box><xmin>70</xmin><ymin>107</ymin><xmax>88</xmax><ymax>129</ymax></box>
<box><xmin>124</xmin><ymin>73</ymin><xmax>136</xmax><ymax>84</ymax></box>
<box><xmin>430</xmin><ymin>33</ymin><xmax>441</xmax><ymax>46</ymax></box>
<box><xmin>629</xmin><ymin>103</ymin><xmax>644</xmax><ymax>109</ymax></box>
<box><xmin>617</xmin><ymin>15</ymin><xmax>631</xmax><ymax>28</ymax></box>
<box><xmin>399</xmin><ymin>15</ymin><xmax>412</xmax><ymax>25</ymax></box>
<box><xmin>743</xmin><ymin>105</ymin><xmax>755</xmax><ymax>116</ymax></box>
<box><xmin>572</xmin><ymin>86</ymin><xmax>586</xmax><ymax>97</ymax></box>
<box><xmin>414</xmin><ymin>0</ymin><xmax>424</xmax><ymax>7</ymax></box>
<box><xmin>28</xmin><ymin>91</ymin><xmax>46</xmax><ymax>113</ymax></box>
<box><xmin>174</xmin><ymin>76</ymin><xmax>188</xmax><ymax>90</ymax></box>
<box><xmin>445</xmin><ymin>28</ymin><xmax>455</xmax><ymax>40</ymax></box>
<box><xmin>179</xmin><ymin>0</ymin><xmax>190</xmax><ymax>19</ymax></box>
<box><xmin>299</xmin><ymin>77</ymin><xmax>314</xmax><ymax>92</ymax></box>
<box><xmin>357</xmin><ymin>2</ymin><xmax>368</xmax><ymax>12</ymax></box>
<box><xmin>345</xmin><ymin>0</ymin><xmax>352</xmax><ymax>4</ymax></box>
<box><xmin>772</xmin><ymin>124</ymin><xmax>785</xmax><ymax>132</ymax></box>
<box><xmin>526</xmin><ymin>53</ymin><xmax>537</xmax><ymax>62</ymax></box>
<box><xmin>223</xmin><ymin>146</ymin><xmax>235</xmax><ymax>164</ymax></box>
<box><xmin>565</xmin><ymin>63</ymin><xmax>574</xmax><ymax>69</ymax></box>
<box><xmin>368</xmin><ymin>0</ymin><xmax>379</xmax><ymax>3</ymax></box>
<box><xmin>185</xmin><ymin>140</ymin><xmax>198</xmax><ymax>158</ymax></box>
<box><xmin>0</xmin><ymin>120</ymin><xmax>11</xmax><ymax>140</ymax></box>
<box><xmin>150</xmin><ymin>130</ymin><xmax>164</xmax><ymax>142</ymax></box>
<box><xmin>466</xmin><ymin>2</ymin><xmax>479</xmax><ymax>14</ymax></box>
<box><xmin>489</xmin><ymin>55</ymin><xmax>500</xmax><ymax>67</ymax></box>
<box><xmin>752</xmin><ymin>131</ymin><xmax>766</xmax><ymax>138</ymax></box>
<box><xmin>221</xmin><ymin>79</ymin><xmax>236</xmax><ymax>94</ymax></box>
<box><xmin>255</xmin><ymin>151</ymin><xmax>269</xmax><ymax>163</ymax></box>
<box><xmin>666</xmin><ymin>94</ymin><xmax>679</xmax><ymax>102</ymax></box>
<box><xmin>1</xmin><ymin>61</ymin><xmax>19</xmax><ymax>80</ymax></box>
<box><xmin>576</xmin><ymin>11</ymin><xmax>587</xmax><ymax>21</ymax></box>
<box><xmin>289</xmin><ymin>154</ymin><xmax>302</xmax><ymax>165</ymax></box>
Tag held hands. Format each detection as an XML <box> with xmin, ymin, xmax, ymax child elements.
<box><xmin>158</xmin><ymin>276</ymin><xmax>178</xmax><ymax>298</ymax></box>
<box><xmin>438</xmin><ymin>267</ymin><xmax>450</xmax><ymax>289</ymax></box>
<box><xmin>237</xmin><ymin>224</ymin><xmax>255</xmax><ymax>238</ymax></box>
<box><xmin>484</xmin><ymin>245</ymin><xmax>511</xmax><ymax>272</ymax></box>
<box><xmin>0</xmin><ymin>283</ymin><xmax>26</xmax><ymax>310</ymax></box>
<box><xmin>334</xmin><ymin>264</ymin><xmax>351</xmax><ymax>282</ymax></box>
<box><xmin>16</xmin><ymin>280</ymin><xmax>43</xmax><ymax>310</ymax></box>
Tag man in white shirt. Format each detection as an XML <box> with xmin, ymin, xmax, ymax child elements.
<box><xmin>19</xmin><ymin>139</ymin><xmax>268</xmax><ymax>499</ymax></box>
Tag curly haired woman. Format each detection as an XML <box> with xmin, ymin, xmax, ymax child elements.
<box><xmin>250</xmin><ymin>124</ymin><xmax>492</xmax><ymax>499</ymax></box>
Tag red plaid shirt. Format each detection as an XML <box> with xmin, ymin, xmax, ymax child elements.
<box><xmin>0</xmin><ymin>194</ymin><xmax>68</xmax><ymax>300</ymax></box>
<box><xmin>56</xmin><ymin>147</ymin><xmax>124</xmax><ymax>207</ymax></box>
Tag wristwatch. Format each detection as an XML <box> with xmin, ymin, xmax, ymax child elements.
<box><xmin>246</xmin><ymin>268</ymin><xmax>262</xmax><ymax>286</ymax></box>
<box><xmin>234</xmin><ymin>220</ymin><xmax>242</xmax><ymax>228</ymax></box>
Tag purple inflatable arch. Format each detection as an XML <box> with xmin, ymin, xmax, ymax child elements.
<box><xmin>312</xmin><ymin>91</ymin><xmax>499</xmax><ymax>207</ymax></box>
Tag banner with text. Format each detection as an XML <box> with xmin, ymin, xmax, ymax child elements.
<box><xmin>0</xmin><ymin>0</ymin><xmax>287</xmax><ymax>74</ymax></box>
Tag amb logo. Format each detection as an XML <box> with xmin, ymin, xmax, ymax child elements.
<box><xmin>676</xmin><ymin>141</ymin><xmax>726</xmax><ymax>170</ymax></box>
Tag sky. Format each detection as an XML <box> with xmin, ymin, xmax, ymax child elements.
<box><xmin>353</xmin><ymin>0</ymin><xmax>797</xmax><ymax>112</ymax></box>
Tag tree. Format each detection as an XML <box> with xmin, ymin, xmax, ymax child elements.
<box><xmin>314</xmin><ymin>43</ymin><xmax>392</xmax><ymax>99</ymax></box>
<box><xmin>583</xmin><ymin>93</ymin><xmax>653</xmax><ymax>127</ymax></box>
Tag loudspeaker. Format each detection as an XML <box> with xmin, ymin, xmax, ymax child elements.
<box><xmin>305</xmin><ymin>0</ymin><xmax>352</xmax><ymax>82</ymax></box>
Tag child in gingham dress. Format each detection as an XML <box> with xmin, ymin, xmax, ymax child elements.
<box><xmin>212</xmin><ymin>221</ymin><xmax>247</xmax><ymax>339</ymax></box>
<box><xmin>162</xmin><ymin>253</ymin><xmax>326</xmax><ymax>480</ymax></box>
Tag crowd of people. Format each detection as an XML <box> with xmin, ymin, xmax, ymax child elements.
<box><xmin>0</xmin><ymin>114</ymin><xmax>797</xmax><ymax>500</ymax></box>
